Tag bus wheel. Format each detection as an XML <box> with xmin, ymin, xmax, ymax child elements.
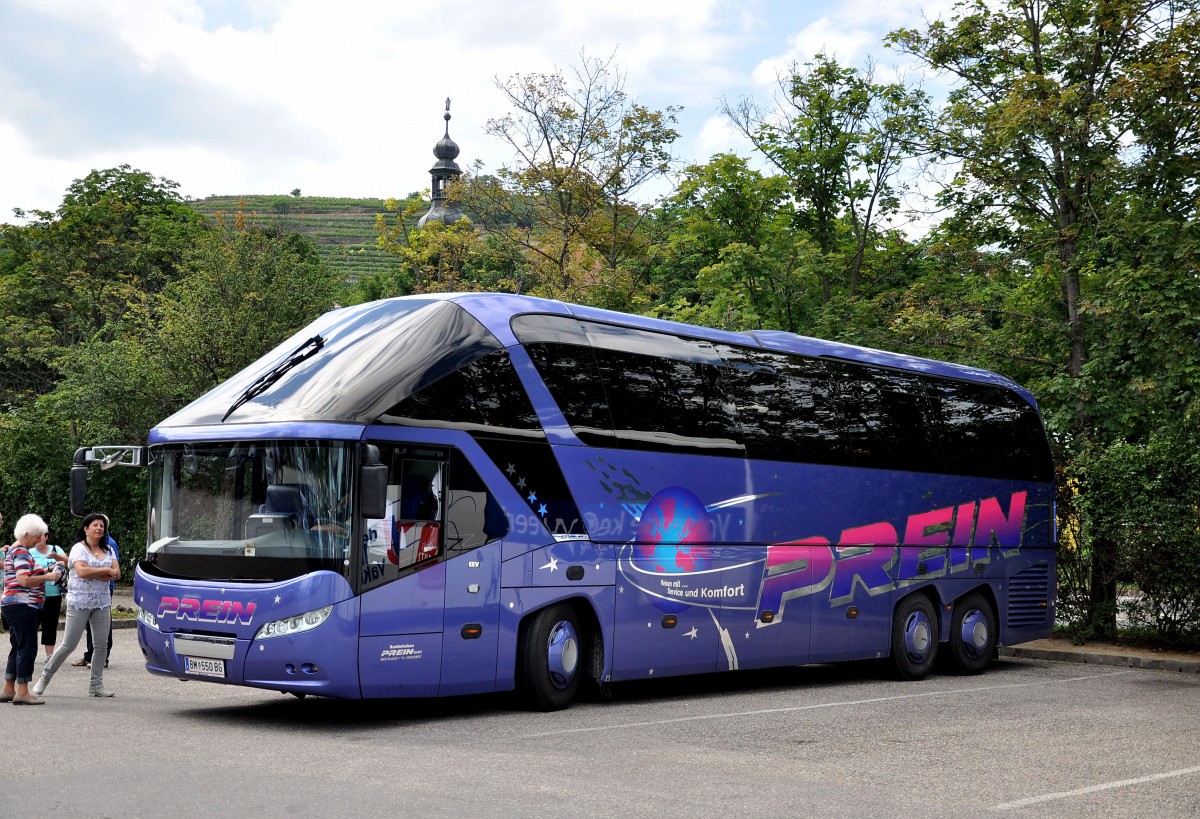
<box><xmin>520</xmin><ymin>604</ymin><xmax>581</xmax><ymax>711</ymax></box>
<box><xmin>891</xmin><ymin>595</ymin><xmax>938</xmax><ymax>681</ymax></box>
<box><xmin>947</xmin><ymin>592</ymin><xmax>996</xmax><ymax>674</ymax></box>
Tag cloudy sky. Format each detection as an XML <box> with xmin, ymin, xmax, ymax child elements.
<box><xmin>0</xmin><ymin>0</ymin><xmax>950</xmax><ymax>222</ymax></box>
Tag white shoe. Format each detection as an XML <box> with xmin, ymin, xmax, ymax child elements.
<box><xmin>88</xmin><ymin>687</ymin><xmax>115</xmax><ymax>698</ymax></box>
<box><xmin>31</xmin><ymin>676</ymin><xmax>48</xmax><ymax>696</ymax></box>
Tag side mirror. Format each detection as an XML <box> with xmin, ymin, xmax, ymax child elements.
<box><xmin>70</xmin><ymin>448</ymin><xmax>89</xmax><ymax>517</ymax></box>
<box><xmin>359</xmin><ymin>445</ymin><xmax>388</xmax><ymax>519</ymax></box>
<box><xmin>69</xmin><ymin>445</ymin><xmax>146</xmax><ymax>517</ymax></box>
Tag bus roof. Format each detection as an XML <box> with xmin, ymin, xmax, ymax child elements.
<box><xmin>153</xmin><ymin>293</ymin><xmax>1035</xmax><ymax>434</ymax></box>
<box><xmin>442</xmin><ymin>293</ymin><xmax>1026</xmax><ymax>394</ymax></box>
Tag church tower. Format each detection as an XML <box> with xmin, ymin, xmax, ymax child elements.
<box><xmin>418</xmin><ymin>98</ymin><xmax>466</xmax><ymax>228</ymax></box>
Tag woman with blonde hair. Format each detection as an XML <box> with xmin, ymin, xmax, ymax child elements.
<box><xmin>33</xmin><ymin>513</ymin><xmax>120</xmax><ymax>698</ymax></box>
<box><xmin>2</xmin><ymin>513</ymin><xmax>63</xmax><ymax>705</ymax></box>
<box><xmin>30</xmin><ymin>529</ymin><xmax>68</xmax><ymax>658</ymax></box>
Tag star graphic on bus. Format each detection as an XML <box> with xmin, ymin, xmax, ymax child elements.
<box><xmin>684</xmin><ymin>626</ymin><xmax>699</xmax><ymax>639</ymax></box>
<box><xmin>538</xmin><ymin>503</ymin><xmax>548</xmax><ymax>517</ymax></box>
<box><xmin>540</xmin><ymin>556</ymin><xmax>559</xmax><ymax>572</ymax></box>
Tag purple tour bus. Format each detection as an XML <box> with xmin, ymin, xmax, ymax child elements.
<box><xmin>73</xmin><ymin>293</ymin><xmax>1055</xmax><ymax>709</ymax></box>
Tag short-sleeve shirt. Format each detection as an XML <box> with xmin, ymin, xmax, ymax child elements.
<box><xmin>66</xmin><ymin>541</ymin><xmax>116</xmax><ymax>611</ymax></box>
<box><xmin>31</xmin><ymin>546</ymin><xmax>65</xmax><ymax>597</ymax></box>
<box><xmin>2</xmin><ymin>545</ymin><xmax>47</xmax><ymax>609</ymax></box>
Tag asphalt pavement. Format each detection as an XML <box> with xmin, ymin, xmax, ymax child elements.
<box><xmin>6</xmin><ymin>625</ymin><xmax>1197</xmax><ymax>818</ymax></box>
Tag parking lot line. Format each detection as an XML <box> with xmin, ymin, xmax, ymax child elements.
<box><xmin>522</xmin><ymin>668</ymin><xmax>1135</xmax><ymax>739</ymax></box>
<box><xmin>993</xmin><ymin>764</ymin><xmax>1200</xmax><ymax>810</ymax></box>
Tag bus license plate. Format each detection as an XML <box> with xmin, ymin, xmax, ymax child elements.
<box><xmin>184</xmin><ymin>657</ymin><xmax>225</xmax><ymax>677</ymax></box>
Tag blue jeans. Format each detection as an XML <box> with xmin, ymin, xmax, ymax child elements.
<box><xmin>3</xmin><ymin>603</ymin><xmax>40</xmax><ymax>684</ymax></box>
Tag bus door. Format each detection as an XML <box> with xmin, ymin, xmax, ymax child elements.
<box><xmin>438</xmin><ymin>449</ymin><xmax>507</xmax><ymax>697</ymax></box>
<box><xmin>358</xmin><ymin>451</ymin><xmax>447</xmax><ymax>698</ymax></box>
<box><xmin>357</xmin><ymin>446</ymin><xmax>508</xmax><ymax>698</ymax></box>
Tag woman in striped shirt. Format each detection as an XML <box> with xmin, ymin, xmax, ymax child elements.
<box><xmin>2</xmin><ymin>513</ymin><xmax>63</xmax><ymax>705</ymax></box>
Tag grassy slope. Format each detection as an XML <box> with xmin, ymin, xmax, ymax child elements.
<box><xmin>188</xmin><ymin>194</ymin><xmax>424</xmax><ymax>281</ymax></box>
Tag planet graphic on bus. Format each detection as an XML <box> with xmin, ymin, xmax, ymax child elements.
<box><xmin>633</xmin><ymin>487</ymin><xmax>714</xmax><ymax>574</ymax></box>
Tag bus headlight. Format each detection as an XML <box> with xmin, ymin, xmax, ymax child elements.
<box><xmin>254</xmin><ymin>605</ymin><xmax>333</xmax><ymax>640</ymax></box>
<box><xmin>137</xmin><ymin>606</ymin><xmax>159</xmax><ymax>630</ymax></box>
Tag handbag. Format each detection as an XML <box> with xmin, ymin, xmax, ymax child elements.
<box><xmin>52</xmin><ymin>545</ymin><xmax>67</xmax><ymax>595</ymax></box>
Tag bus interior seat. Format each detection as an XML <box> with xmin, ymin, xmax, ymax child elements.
<box><xmin>400</xmin><ymin>473</ymin><xmax>438</xmax><ymax>520</ymax></box>
<box><xmin>263</xmin><ymin>483</ymin><xmax>315</xmax><ymax>528</ymax></box>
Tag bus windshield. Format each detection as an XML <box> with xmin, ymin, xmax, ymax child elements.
<box><xmin>145</xmin><ymin>440</ymin><xmax>353</xmax><ymax>583</ymax></box>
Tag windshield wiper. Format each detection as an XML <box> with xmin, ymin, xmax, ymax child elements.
<box><xmin>221</xmin><ymin>335</ymin><xmax>325</xmax><ymax>422</ymax></box>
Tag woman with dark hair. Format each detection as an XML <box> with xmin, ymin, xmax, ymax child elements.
<box><xmin>2</xmin><ymin>513</ymin><xmax>63</xmax><ymax>705</ymax></box>
<box><xmin>76</xmin><ymin>513</ymin><xmax>118</xmax><ymax>668</ymax></box>
<box><xmin>33</xmin><ymin>512</ymin><xmax>120</xmax><ymax>698</ymax></box>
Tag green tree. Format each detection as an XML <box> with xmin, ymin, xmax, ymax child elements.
<box><xmin>2</xmin><ymin>216</ymin><xmax>339</xmax><ymax>563</ymax></box>
<box><xmin>726</xmin><ymin>54</ymin><xmax>926</xmax><ymax>301</ymax></box>
<box><xmin>463</xmin><ymin>52</ymin><xmax>680</xmax><ymax>306</ymax></box>
<box><xmin>149</xmin><ymin>223</ymin><xmax>340</xmax><ymax>407</ymax></box>
<box><xmin>869</xmin><ymin>230</ymin><xmax>1062</xmax><ymax>378</ymax></box>
<box><xmin>1076</xmin><ymin>405</ymin><xmax>1200</xmax><ymax>644</ymax></box>
<box><xmin>887</xmin><ymin>0</ymin><xmax>1200</xmax><ymax>431</ymax></box>
<box><xmin>890</xmin><ymin>0</ymin><xmax>1200</xmax><ymax>637</ymax></box>
<box><xmin>370</xmin><ymin>195</ymin><xmax>518</xmax><ymax>299</ymax></box>
<box><xmin>651</xmin><ymin>154</ymin><xmax>814</xmax><ymax>330</ymax></box>
<box><xmin>0</xmin><ymin>165</ymin><xmax>205</xmax><ymax>406</ymax></box>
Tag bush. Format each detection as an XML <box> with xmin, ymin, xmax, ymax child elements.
<box><xmin>1075</xmin><ymin>406</ymin><xmax>1200</xmax><ymax>646</ymax></box>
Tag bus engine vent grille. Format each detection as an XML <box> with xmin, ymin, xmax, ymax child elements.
<box><xmin>1008</xmin><ymin>562</ymin><xmax>1051</xmax><ymax>627</ymax></box>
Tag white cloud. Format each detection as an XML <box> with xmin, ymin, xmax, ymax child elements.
<box><xmin>0</xmin><ymin>0</ymin><xmax>939</xmax><ymax>221</ymax></box>
<box><xmin>752</xmin><ymin>18</ymin><xmax>878</xmax><ymax>85</ymax></box>
<box><xmin>694</xmin><ymin>115</ymin><xmax>755</xmax><ymax>166</ymax></box>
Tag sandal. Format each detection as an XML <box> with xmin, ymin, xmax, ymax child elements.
<box><xmin>71</xmin><ymin>658</ymin><xmax>89</xmax><ymax>667</ymax></box>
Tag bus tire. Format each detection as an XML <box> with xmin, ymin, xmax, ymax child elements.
<box><xmin>890</xmin><ymin>594</ymin><xmax>938</xmax><ymax>681</ymax></box>
<box><xmin>520</xmin><ymin>603</ymin><xmax>582</xmax><ymax>711</ymax></box>
<box><xmin>946</xmin><ymin>592</ymin><xmax>996</xmax><ymax>675</ymax></box>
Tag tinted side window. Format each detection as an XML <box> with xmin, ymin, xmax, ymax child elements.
<box><xmin>444</xmin><ymin>449</ymin><xmax>507</xmax><ymax>553</ymax></box>
<box><xmin>721</xmin><ymin>346</ymin><xmax>846</xmax><ymax>465</ymax></box>
<box><xmin>523</xmin><ymin>342</ymin><xmax>616</xmax><ymax>446</ymax></box>
<box><xmin>379</xmin><ymin>351</ymin><xmax>542</xmax><ymax>433</ymax></box>
<box><xmin>474</xmin><ymin>437</ymin><xmax>588</xmax><ymax>539</ymax></box>
<box><xmin>512</xmin><ymin>314</ymin><xmax>616</xmax><ymax>446</ymax></box>
<box><xmin>591</xmin><ymin>346</ymin><xmax>743</xmax><ymax>456</ymax></box>
<box><xmin>516</xmin><ymin>314</ymin><xmax>744</xmax><ymax>457</ymax></box>
<box><xmin>831</xmin><ymin>363</ymin><xmax>941</xmax><ymax>473</ymax></box>
<box><xmin>927</xmin><ymin>380</ymin><xmax>1054</xmax><ymax>482</ymax></box>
